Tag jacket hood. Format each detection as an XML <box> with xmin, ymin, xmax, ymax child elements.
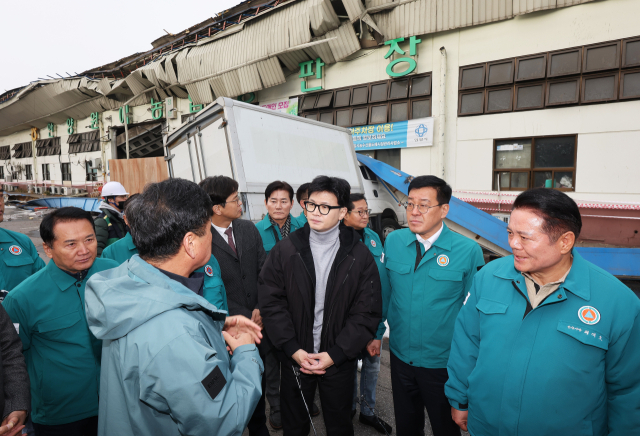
<box><xmin>85</xmin><ymin>255</ymin><xmax>226</xmax><ymax>341</ymax></box>
<box><xmin>99</xmin><ymin>201</ymin><xmax>124</xmax><ymax>219</ymax></box>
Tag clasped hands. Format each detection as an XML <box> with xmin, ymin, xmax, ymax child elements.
<box><xmin>222</xmin><ymin>315</ymin><xmax>263</xmax><ymax>353</ymax></box>
<box><xmin>292</xmin><ymin>349</ymin><xmax>334</xmax><ymax>375</ymax></box>
<box><xmin>0</xmin><ymin>410</ymin><xmax>27</xmax><ymax>436</ymax></box>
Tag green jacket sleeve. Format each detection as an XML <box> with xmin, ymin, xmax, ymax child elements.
<box><xmin>375</xmin><ymin>248</ymin><xmax>390</xmax><ymax>340</ymax></box>
<box><xmin>94</xmin><ymin>217</ymin><xmax>108</xmax><ymax>256</ymax></box>
<box><xmin>26</xmin><ymin>239</ymin><xmax>45</xmax><ymax>274</ymax></box>
<box><xmin>1</xmin><ymin>293</ymin><xmax>32</xmax><ymax>352</ymax></box>
<box><xmin>139</xmin><ymin>335</ymin><xmax>263</xmax><ymax>436</ymax></box>
<box><xmin>444</xmin><ymin>276</ymin><xmax>481</xmax><ymax>411</ymax></box>
<box><xmin>606</xmin><ymin>310</ymin><xmax>640</xmax><ymax>435</ymax></box>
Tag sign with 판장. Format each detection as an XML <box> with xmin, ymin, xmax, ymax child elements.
<box><xmin>350</xmin><ymin>117</ymin><xmax>434</xmax><ymax>151</ymax></box>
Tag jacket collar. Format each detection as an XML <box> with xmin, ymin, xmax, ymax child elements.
<box><xmin>399</xmin><ymin>222</ymin><xmax>452</xmax><ymax>251</ymax></box>
<box><xmin>493</xmin><ymin>249</ymin><xmax>590</xmax><ymax>300</ymax></box>
<box><xmin>124</xmin><ymin>232</ymin><xmax>136</xmax><ymax>250</ymax></box>
<box><xmin>0</xmin><ymin>227</ymin><xmax>16</xmax><ymax>243</ymax></box>
<box><xmin>47</xmin><ymin>257</ymin><xmax>98</xmax><ymax>292</ymax></box>
<box><xmin>261</xmin><ymin>214</ymin><xmax>299</xmax><ymax>232</ymax></box>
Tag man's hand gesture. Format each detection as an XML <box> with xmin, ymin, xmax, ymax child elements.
<box><xmin>223</xmin><ymin>315</ymin><xmax>262</xmax><ymax>353</ymax></box>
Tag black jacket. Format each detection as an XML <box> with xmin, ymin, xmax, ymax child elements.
<box><xmin>258</xmin><ymin>223</ymin><xmax>382</xmax><ymax>373</ymax></box>
<box><xmin>211</xmin><ymin>219</ymin><xmax>266</xmax><ymax>319</ymax></box>
<box><xmin>0</xmin><ymin>304</ymin><xmax>30</xmax><ymax>420</ymax></box>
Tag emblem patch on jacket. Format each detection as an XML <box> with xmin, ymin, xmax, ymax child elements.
<box><xmin>9</xmin><ymin>245</ymin><xmax>22</xmax><ymax>255</ymax></box>
<box><xmin>437</xmin><ymin>254</ymin><xmax>449</xmax><ymax>267</ymax></box>
<box><xmin>578</xmin><ymin>306</ymin><xmax>600</xmax><ymax>325</ymax></box>
<box><xmin>201</xmin><ymin>366</ymin><xmax>226</xmax><ymax>400</ymax></box>
<box><xmin>204</xmin><ymin>265</ymin><xmax>214</xmax><ymax>277</ymax></box>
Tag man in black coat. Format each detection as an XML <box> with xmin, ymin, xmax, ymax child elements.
<box><xmin>199</xmin><ymin>176</ymin><xmax>269</xmax><ymax>436</ymax></box>
<box><xmin>0</xmin><ymin>304</ymin><xmax>30</xmax><ymax>436</ymax></box>
<box><xmin>258</xmin><ymin>176</ymin><xmax>382</xmax><ymax>436</ymax></box>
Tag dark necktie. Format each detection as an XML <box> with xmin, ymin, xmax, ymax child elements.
<box><xmin>224</xmin><ymin>227</ymin><xmax>237</xmax><ymax>255</ymax></box>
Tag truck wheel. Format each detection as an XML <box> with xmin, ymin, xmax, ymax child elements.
<box><xmin>381</xmin><ymin>218</ymin><xmax>401</xmax><ymax>242</ymax></box>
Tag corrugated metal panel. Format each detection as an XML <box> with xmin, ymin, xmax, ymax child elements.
<box><xmin>473</xmin><ymin>0</ymin><xmax>513</xmax><ymax>25</ymax></box>
<box><xmin>97</xmin><ymin>79</ymin><xmax>112</xmax><ymax>95</ymax></box>
<box><xmin>438</xmin><ymin>0</ymin><xmax>473</xmax><ymax>31</ymax></box>
<box><xmin>361</xmin><ymin>13</ymin><xmax>384</xmax><ymax>37</ymax></box>
<box><xmin>304</xmin><ymin>42</ymin><xmax>337</xmax><ymax>64</ymax></box>
<box><xmin>237</xmin><ymin>64</ymin><xmax>263</xmax><ymax>94</ymax></box>
<box><xmin>343</xmin><ymin>0</ymin><xmax>367</xmax><ymax>21</ymax></box>
<box><xmin>556</xmin><ymin>0</ymin><xmax>594</xmax><ymax>8</ymax></box>
<box><xmin>323</xmin><ymin>21</ymin><xmax>361</xmax><ymax>61</ymax></box>
<box><xmin>366</xmin><ymin>0</ymin><xmax>396</xmax><ymax>7</ymax></box>
<box><xmin>373</xmin><ymin>0</ymin><xmax>436</xmax><ymax>39</ymax></box>
<box><xmin>255</xmin><ymin>57</ymin><xmax>286</xmax><ymax>88</ymax></box>
<box><xmin>309</xmin><ymin>0</ymin><xmax>340</xmax><ymax>36</ymax></box>
<box><xmin>125</xmin><ymin>71</ymin><xmax>154</xmax><ymax>96</ymax></box>
<box><xmin>168</xmin><ymin>85</ymin><xmax>189</xmax><ymax>99</ymax></box>
<box><xmin>278</xmin><ymin>50</ymin><xmax>313</xmax><ymax>71</ymax></box>
<box><xmin>513</xmin><ymin>0</ymin><xmax>556</xmax><ymax>14</ymax></box>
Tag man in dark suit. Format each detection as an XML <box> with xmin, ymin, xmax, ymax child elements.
<box><xmin>199</xmin><ymin>176</ymin><xmax>269</xmax><ymax>436</ymax></box>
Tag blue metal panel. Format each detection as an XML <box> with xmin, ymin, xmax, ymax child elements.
<box><xmin>25</xmin><ymin>197</ymin><xmax>103</xmax><ymax>212</ymax></box>
<box><xmin>357</xmin><ymin>154</ymin><xmax>640</xmax><ymax>277</ymax></box>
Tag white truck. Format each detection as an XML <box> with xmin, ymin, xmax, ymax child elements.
<box><xmin>164</xmin><ymin>97</ymin><xmax>405</xmax><ymax>239</ymax></box>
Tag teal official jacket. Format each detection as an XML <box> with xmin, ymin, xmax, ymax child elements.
<box><xmin>2</xmin><ymin>257</ymin><xmax>119</xmax><ymax>425</ymax></box>
<box><xmin>360</xmin><ymin>227</ymin><xmax>390</xmax><ymax>340</ymax></box>
<box><xmin>85</xmin><ymin>255</ymin><xmax>263</xmax><ymax>436</ymax></box>
<box><xmin>384</xmin><ymin>223</ymin><xmax>484</xmax><ymax>368</ymax></box>
<box><xmin>293</xmin><ymin>212</ymin><xmax>307</xmax><ymax>227</ymax></box>
<box><xmin>255</xmin><ymin>213</ymin><xmax>303</xmax><ymax>256</ymax></box>
<box><xmin>101</xmin><ymin>233</ymin><xmax>228</xmax><ymax>312</ymax></box>
<box><xmin>445</xmin><ymin>251</ymin><xmax>640</xmax><ymax>436</ymax></box>
<box><xmin>0</xmin><ymin>227</ymin><xmax>45</xmax><ymax>293</ymax></box>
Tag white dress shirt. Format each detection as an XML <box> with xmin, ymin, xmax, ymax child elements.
<box><xmin>212</xmin><ymin>222</ymin><xmax>235</xmax><ymax>245</ymax></box>
<box><xmin>416</xmin><ymin>223</ymin><xmax>444</xmax><ymax>252</ymax></box>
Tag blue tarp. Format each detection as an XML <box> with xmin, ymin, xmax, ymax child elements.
<box><xmin>24</xmin><ymin>197</ymin><xmax>103</xmax><ymax>212</ymax></box>
<box><xmin>356</xmin><ymin>154</ymin><xmax>640</xmax><ymax>277</ymax></box>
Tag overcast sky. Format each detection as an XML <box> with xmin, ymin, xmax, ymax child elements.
<box><xmin>0</xmin><ymin>0</ymin><xmax>243</xmax><ymax>92</ymax></box>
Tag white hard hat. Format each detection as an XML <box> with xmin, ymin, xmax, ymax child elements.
<box><xmin>101</xmin><ymin>181</ymin><xmax>129</xmax><ymax>197</ymax></box>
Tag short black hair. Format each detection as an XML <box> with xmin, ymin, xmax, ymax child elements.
<box><xmin>296</xmin><ymin>183</ymin><xmax>310</xmax><ymax>204</ymax></box>
<box><xmin>408</xmin><ymin>175</ymin><xmax>452</xmax><ymax>205</ymax></box>
<box><xmin>347</xmin><ymin>193</ymin><xmax>367</xmax><ymax>212</ymax></box>
<box><xmin>265</xmin><ymin>181</ymin><xmax>294</xmax><ymax>202</ymax></box>
<box><xmin>40</xmin><ymin>207</ymin><xmax>95</xmax><ymax>246</ymax></box>
<box><xmin>307</xmin><ymin>176</ymin><xmax>350</xmax><ymax>208</ymax></box>
<box><xmin>199</xmin><ymin>176</ymin><xmax>239</xmax><ymax>206</ymax></box>
<box><xmin>122</xmin><ymin>194</ymin><xmax>139</xmax><ymax>215</ymax></box>
<box><xmin>127</xmin><ymin>178</ymin><xmax>213</xmax><ymax>261</ymax></box>
<box><xmin>513</xmin><ymin>188</ymin><xmax>582</xmax><ymax>242</ymax></box>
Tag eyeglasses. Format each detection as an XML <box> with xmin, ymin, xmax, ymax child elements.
<box><xmin>350</xmin><ymin>209</ymin><xmax>372</xmax><ymax>217</ymax></box>
<box><xmin>220</xmin><ymin>197</ymin><xmax>242</xmax><ymax>207</ymax></box>
<box><xmin>403</xmin><ymin>202</ymin><xmax>441</xmax><ymax>214</ymax></box>
<box><xmin>304</xmin><ymin>201</ymin><xmax>343</xmax><ymax>215</ymax></box>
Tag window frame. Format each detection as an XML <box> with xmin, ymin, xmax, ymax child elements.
<box><xmin>410</xmin><ymin>97</ymin><xmax>432</xmax><ymax>119</ymax></box>
<box><xmin>485</xmin><ymin>86</ymin><xmax>514</xmax><ymax>113</ymax></box>
<box><xmin>622</xmin><ymin>36</ymin><xmax>640</xmax><ymax>68</ymax></box>
<box><xmin>514</xmin><ymin>81</ymin><xmax>546</xmax><ymax>111</ymax></box>
<box><xmin>485</xmin><ymin>59</ymin><xmax>515</xmax><ymax>87</ymax></box>
<box><xmin>61</xmin><ymin>162</ymin><xmax>72</xmax><ymax>182</ymax></box>
<box><xmin>409</xmin><ymin>74</ymin><xmax>432</xmax><ymax>97</ymax></box>
<box><xmin>619</xmin><ymin>68</ymin><xmax>640</xmax><ymax>100</ymax></box>
<box><xmin>492</xmin><ymin>135</ymin><xmax>578</xmax><ymax>191</ymax></box>
<box><xmin>387</xmin><ymin>77</ymin><xmax>410</xmax><ymax>101</ymax></box>
<box><xmin>582</xmin><ymin>40</ymin><xmax>621</xmax><ymax>74</ymax></box>
<box><xmin>369</xmin><ymin>80</ymin><xmax>389</xmax><ymax>103</ymax></box>
<box><xmin>350</xmin><ymin>105</ymin><xmax>370</xmax><ymax>126</ymax></box>
<box><xmin>369</xmin><ymin>103</ymin><xmax>389</xmax><ymax>124</ymax></box>
<box><xmin>42</xmin><ymin>164</ymin><xmax>50</xmax><ymax>181</ymax></box>
<box><xmin>350</xmin><ymin>84</ymin><xmax>370</xmax><ymax>106</ymax></box>
<box><xmin>545</xmin><ymin>77</ymin><xmax>581</xmax><ymax>107</ymax></box>
<box><xmin>514</xmin><ymin>53</ymin><xmax>547</xmax><ymax>82</ymax></box>
<box><xmin>459</xmin><ymin>63</ymin><xmax>486</xmax><ymax>90</ymax></box>
<box><xmin>547</xmin><ymin>47</ymin><xmax>582</xmax><ymax>78</ymax></box>
<box><xmin>458</xmin><ymin>90</ymin><xmax>485</xmax><ymax>116</ymax></box>
<box><xmin>580</xmin><ymin>72</ymin><xmax>619</xmax><ymax>104</ymax></box>
<box><xmin>333</xmin><ymin>87</ymin><xmax>352</xmax><ymax>108</ymax></box>
<box><xmin>389</xmin><ymin>99</ymin><xmax>410</xmax><ymax>122</ymax></box>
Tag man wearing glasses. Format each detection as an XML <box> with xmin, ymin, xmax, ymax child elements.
<box><xmin>259</xmin><ymin>176</ymin><xmax>382</xmax><ymax>436</ymax></box>
<box><xmin>384</xmin><ymin>176</ymin><xmax>484</xmax><ymax>436</ymax></box>
<box><xmin>199</xmin><ymin>176</ymin><xmax>269</xmax><ymax>436</ymax></box>
<box><xmin>343</xmin><ymin>193</ymin><xmax>393</xmax><ymax>434</ymax></box>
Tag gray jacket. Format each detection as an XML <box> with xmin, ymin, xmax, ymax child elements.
<box><xmin>0</xmin><ymin>304</ymin><xmax>30</xmax><ymax>420</ymax></box>
<box><xmin>210</xmin><ymin>219</ymin><xmax>266</xmax><ymax>319</ymax></box>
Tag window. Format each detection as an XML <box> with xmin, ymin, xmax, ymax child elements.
<box><xmin>36</xmin><ymin>138</ymin><xmax>61</xmax><ymax>156</ymax></box>
<box><xmin>42</xmin><ymin>164</ymin><xmax>50</xmax><ymax>180</ymax></box>
<box><xmin>459</xmin><ymin>35</ymin><xmax>640</xmax><ymax>116</ymax></box>
<box><xmin>25</xmin><ymin>165</ymin><xmax>32</xmax><ymax>180</ymax></box>
<box><xmin>12</xmin><ymin>142</ymin><xmax>32</xmax><ymax>159</ymax></box>
<box><xmin>297</xmin><ymin>73</ymin><xmax>432</xmax><ymax>127</ymax></box>
<box><xmin>0</xmin><ymin>146</ymin><xmax>10</xmax><ymax>160</ymax></box>
<box><xmin>493</xmin><ymin>135</ymin><xmax>577</xmax><ymax>191</ymax></box>
<box><xmin>86</xmin><ymin>161</ymin><xmax>97</xmax><ymax>182</ymax></box>
<box><xmin>68</xmin><ymin>131</ymin><xmax>100</xmax><ymax>154</ymax></box>
<box><xmin>0</xmin><ymin>167</ymin><xmax>4</xmax><ymax>179</ymax></box>
<box><xmin>61</xmin><ymin>163</ymin><xmax>71</xmax><ymax>182</ymax></box>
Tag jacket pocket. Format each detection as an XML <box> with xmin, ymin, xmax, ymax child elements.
<box><xmin>557</xmin><ymin>321</ymin><xmax>609</xmax><ymax>350</ymax></box>
<box><xmin>428</xmin><ymin>268</ymin><xmax>464</xmax><ymax>282</ymax></box>
<box><xmin>386</xmin><ymin>260</ymin><xmax>411</xmax><ymax>275</ymax></box>
<box><xmin>38</xmin><ymin>311</ymin><xmax>82</xmax><ymax>333</ymax></box>
<box><xmin>2</xmin><ymin>254</ymin><xmax>34</xmax><ymax>268</ymax></box>
<box><xmin>476</xmin><ymin>298</ymin><xmax>508</xmax><ymax>315</ymax></box>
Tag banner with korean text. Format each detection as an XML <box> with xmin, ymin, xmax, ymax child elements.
<box><xmin>350</xmin><ymin>117</ymin><xmax>434</xmax><ymax>151</ymax></box>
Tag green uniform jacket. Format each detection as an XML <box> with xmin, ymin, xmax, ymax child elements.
<box><xmin>384</xmin><ymin>223</ymin><xmax>484</xmax><ymax>368</ymax></box>
<box><xmin>94</xmin><ymin>209</ymin><xmax>126</xmax><ymax>256</ymax></box>
<box><xmin>101</xmin><ymin>234</ymin><xmax>228</xmax><ymax>312</ymax></box>
<box><xmin>85</xmin><ymin>256</ymin><xmax>262</xmax><ymax>436</ymax></box>
<box><xmin>0</xmin><ymin>227</ymin><xmax>45</xmax><ymax>293</ymax></box>
<box><xmin>2</xmin><ymin>257</ymin><xmax>119</xmax><ymax>425</ymax></box>
<box><xmin>255</xmin><ymin>214</ymin><xmax>303</xmax><ymax>256</ymax></box>
<box><xmin>361</xmin><ymin>227</ymin><xmax>390</xmax><ymax>340</ymax></box>
<box><xmin>293</xmin><ymin>212</ymin><xmax>307</xmax><ymax>228</ymax></box>
<box><xmin>445</xmin><ymin>251</ymin><xmax>640</xmax><ymax>436</ymax></box>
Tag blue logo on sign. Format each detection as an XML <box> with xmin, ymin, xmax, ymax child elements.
<box><xmin>415</xmin><ymin>124</ymin><xmax>428</xmax><ymax>137</ymax></box>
